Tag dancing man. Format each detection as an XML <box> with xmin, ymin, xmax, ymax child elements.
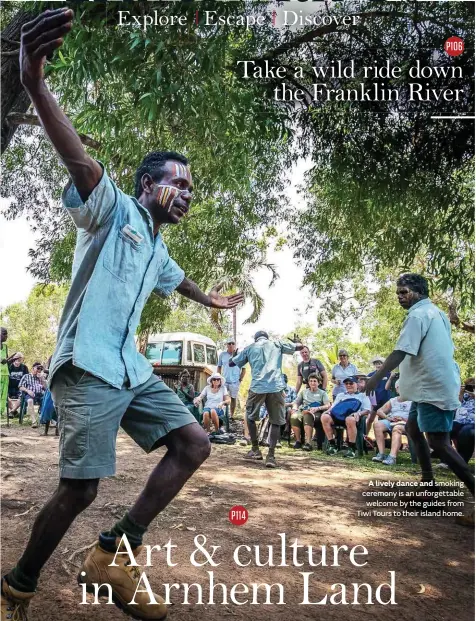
<box><xmin>230</xmin><ymin>331</ymin><xmax>303</xmax><ymax>468</ymax></box>
<box><xmin>366</xmin><ymin>274</ymin><xmax>474</xmax><ymax>506</ymax></box>
<box><xmin>1</xmin><ymin>8</ymin><xmax>243</xmax><ymax>621</ymax></box>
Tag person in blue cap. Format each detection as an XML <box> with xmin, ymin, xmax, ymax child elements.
<box><xmin>230</xmin><ymin>331</ymin><xmax>303</xmax><ymax>468</ymax></box>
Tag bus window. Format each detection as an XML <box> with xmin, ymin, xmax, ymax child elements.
<box><xmin>193</xmin><ymin>343</ymin><xmax>206</xmax><ymax>364</ymax></box>
<box><xmin>206</xmin><ymin>345</ymin><xmax>218</xmax><ymax>365</ymax></box>
<box><xmin>161</xmin><ymin>341</ymin><xmax>183</xmax><ymax>365</ymax></box>
<box><xmin>187</xmin><ymin>341</ymin><xmax>192</xmax><ymax>363</ymax></box>
<box><xmin>145</xmin><ymin>342</ymin><xmax>163</xmax><ymax>363</ymax></box>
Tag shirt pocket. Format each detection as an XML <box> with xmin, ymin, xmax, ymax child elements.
<box><xmin>58</xmin><ymin>405</ymin><xmax>90</xmax><ymax>460</ymax></box>
<box><xmin>103</xmin><ymin>228</ymin><xmax>145</xmax><ymax>283</ymax></box>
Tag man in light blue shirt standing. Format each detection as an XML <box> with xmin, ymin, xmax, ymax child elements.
<box><xmin>217</xmin><ymin>338</ymin><xmax>246</xmax><ymax>419</ymax></box>
<box><xmin>2</xmin><ymin>9</ymin><xmax>244</xmax><ymax>620</ymax></box>
<box><xmin>367</xmin><ymin>274</ymin><xmax>474</xmax><ymax>501</ymax></box>
<box><xmin>230</xmin><ymin>331</ymin><xmax>303</xmax><ymax>468</ymax></box>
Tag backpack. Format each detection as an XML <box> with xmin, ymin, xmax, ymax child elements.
<box><xmin>331</xmin><ymin>398</ymin><xmax>362</xmax><ymax>422</ymax></box>
<box><xmin>209</xmin><ymin>432</ymin><xmax>236</xmax><ymax>445</ymax></box>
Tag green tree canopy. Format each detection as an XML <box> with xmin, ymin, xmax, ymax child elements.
<box><xmin>0</xmin><ymin>285</ymin><xmax>68</xmax><ymax>365</ymax></box>
<box><xmin>1</xmin><ymin>0</ymin><xmax>473</xmax><ymax>329</ymax></box>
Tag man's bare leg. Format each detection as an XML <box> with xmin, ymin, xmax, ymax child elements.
<box><xmin>127</xmin><ymin>424</ymin><xmax>210</xmax><ymax>526</ymax></box>
<box><xmin>4</xmin><ymin>424</ymin><xmax>210</xmax><ymax>593</ymax></box>
<box><xmin>4</xmin><ymin>478</ymin><xmax>99</xmax><ymax>592</ymax></box>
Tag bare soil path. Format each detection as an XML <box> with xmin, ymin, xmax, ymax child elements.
<box><xmin>1</xmin><ymin>425</ymin><xmax>474</xmax><ymax>621</ymax></box>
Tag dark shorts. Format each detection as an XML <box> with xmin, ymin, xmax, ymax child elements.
<box><xmin>246</xmin><ymin>390</ymin><xmax>285</xmax><ymax>426</ymax></box>
<box><xmin>50</xmin><ymin>361</ymin><xmax>197</xmax><ymax>479</ymax></box>
<box><xmin>408</xmin><ymin>402</ymin><xmax>455</xmax><ymax>434</ymax></box>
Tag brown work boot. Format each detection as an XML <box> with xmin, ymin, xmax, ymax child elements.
<box><xmin>1</xmin><ymin>579</ymin><xmax>35</xmax><ymax>621</ymax></box>
<box><xmin>78</xmin><ymin>538</ymin><xmax>167</xmax><ymax>620</ymax></box>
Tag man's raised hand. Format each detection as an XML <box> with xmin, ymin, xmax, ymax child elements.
<box><xmin>20</xmin><ymin>8</ymin><xmax>74</xmax><ymax>90</ymax></box>
<box><xmin>208</xmin><ymin>283</ymin><xmax>244</xmax><ymax>310</ymax></box>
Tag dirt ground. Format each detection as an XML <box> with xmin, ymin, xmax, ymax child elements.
<box><xmin>1</xmin><ymin>424</ymin><xmax>474</xmax><ymax>621</ymax></box>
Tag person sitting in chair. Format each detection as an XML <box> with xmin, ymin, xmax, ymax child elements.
<box><xmin>282</xmin><ymin>373</ymin><xmax>297</xmax><ymax>438</ymax></box>
<box><xmin>18</xmin><ymin>362</ymin><xmax>47</xmax><ymax>429</ymax></box>
<box><xmin>372</xmin><ymin>382</ymin><xmax>412</xmax><ymax>465</ymax></box>
<box><xmin>194</xmin><ymin>373</ymin><xmax>230</xmax><ymax>433</ymax></box>
<box><xmin>175</xmin><ymin>370</ymin><xmax>200</xmax><ymax>422</ymax></box>
<box><xmin>321</xmin><ymin>376</ymin><xmax>371</xmax><ymax>458</ymax></box>
<box><xmin>290</xmin><ymin>374</ymin><xmax>329</xmax><ymax>451</ymax></box>
<box><xmin>449</xmin><ymin>378</ymin><xmax>475</xmax><ymax>465</ymax></box>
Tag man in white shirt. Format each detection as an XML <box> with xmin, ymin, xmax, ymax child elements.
<box><xmin>217</xmin><ymin>338</ymin><xmax>245</xmax><ymax>419</ymax></box>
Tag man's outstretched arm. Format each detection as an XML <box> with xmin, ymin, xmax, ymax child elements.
<box><xmin>20</xmin><ymin>8</ymin><xmax>102</xmax><ymax>202</ymax></box>
<box><xmin>176</xmin><ymin>278</ymin><xmax>244</xmax><ymax>309</ymax></box>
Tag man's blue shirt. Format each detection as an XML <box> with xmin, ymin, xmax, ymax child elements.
<box><xmin>49</xmin><ymin>167</ymin><xmax>184</xmax><ymax>389</ymax></box>
<box><xmin>231</xmin><ymin>337</ymin><xmax>295</xmax><ymax>394</ymax></box>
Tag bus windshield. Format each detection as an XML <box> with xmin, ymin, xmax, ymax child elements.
<box><xmin>146</xmin><ymin>341</ymin><xmax>182</xmax><ymax>365</ymax></box>
<box><xmin>162</xmin><ymin>341</ymin><xmax>183</xmax><ymax>365</ymax></box>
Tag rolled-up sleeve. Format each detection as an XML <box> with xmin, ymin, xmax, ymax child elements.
<box><xmin>62</xmin><ymin>164</ymin><xmax>117</xmax><ymax>232</ymax></box>
<box><xmin>154</xmin><ymin>255</ymin><xmax>185</xmax><ymax>298</ymax></box>
<box><xmin>395</xmin><ymin>315</ymin><xmax>425</xmax><ymax>356</ymax></box>
<box><xmin>280</xmin><ymin>341</ymin><xmax>296</xmax><ymax>355</ymax></box>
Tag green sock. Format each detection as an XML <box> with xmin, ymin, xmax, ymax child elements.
<box><xmin>5</xmin><ymin>565</ymin><xmax>38</xmax><ymax>593</ymax></box>
<box><xmin>108</xmin><ymin>512</ymin><xmax>147</xmax><ymax>549</ymax></box>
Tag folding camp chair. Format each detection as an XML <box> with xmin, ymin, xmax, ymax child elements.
<box><xmin>323</xmin><ymin>414</ymin><xmax>368</xmax><ymax>457</ymax></box>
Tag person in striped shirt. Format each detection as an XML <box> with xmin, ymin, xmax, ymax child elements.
<box><xmin>19</xmin><ymin>362</ymin><xmax>47</xmax><ymax>429</ymax></box>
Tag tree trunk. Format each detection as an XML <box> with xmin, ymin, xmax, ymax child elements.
<box><xmin>137</xmin><ymin>330</ymin><xmax>150</xmax><ymax>355</ymax></box>
<box><xmin>232</xmin><ymin>307</ymin><xmax>237</xmax><ymax>344</ymax></box>
<box><xmin>448</xmin><ymin>299</ymin><xmax>475</xmax><ymax>334</ymax></box>
<box><xmin>1</xmin><ymin>9</ymin><xmax>37</xmax><ymax>154</ymax></box>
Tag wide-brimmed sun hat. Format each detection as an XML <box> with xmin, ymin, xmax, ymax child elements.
<box><xmin>207</xmin><ymin>373</ymin><xmax>226</xmax><ymax>386</ymax></box>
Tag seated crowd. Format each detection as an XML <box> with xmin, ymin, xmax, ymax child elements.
<box><xmin>1</xmin><ymin>349</ymin><xmax>59</xmax><ymax>435</ymax></box>
<box><xmin>3</xmin><ymin>341</ymin><xmax>474</xmax><ymax>466</ymax></box>
<box><xmin>225</xmin><ymin>343</ymin><xmax>475</xmax><ymax>464</ymax></box>
<box><xmin>7</xmin><ymin>356</ymin><xmax>48</xmax><ymax>430</ymax></box>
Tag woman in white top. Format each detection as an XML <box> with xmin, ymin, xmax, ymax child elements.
<box><xmin>372</xmin><ymin>383</ymin><xmax>412</xmax><ymax>465</ymax></box>
<box><xmin>194</xmin><ymin>373</ymin><xmax>230</xmax><ymax>433</ymax></box>
<box><xmin>331</xmin><ymin>349</ymin><xmax>359</xmax><ymax>398</ymax></box>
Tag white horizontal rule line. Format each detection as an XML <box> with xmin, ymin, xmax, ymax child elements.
<box><xmin>431</xmin><ymin>116</ymin><xmax>476</xmax><ymax>119</ymax></box>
